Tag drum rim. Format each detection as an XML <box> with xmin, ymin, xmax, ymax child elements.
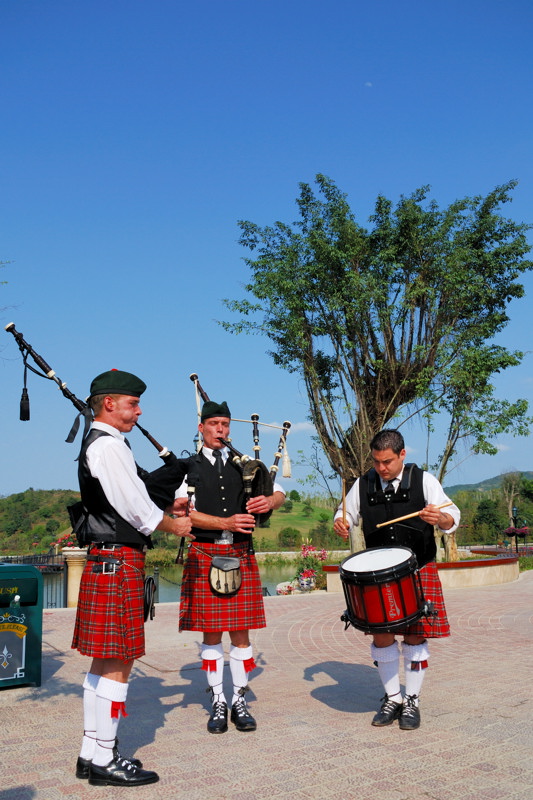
<box><xmin>341</xmin><ymin>606</ymin><xmax>424</xmax><ymax>633</ymax></box>
<box><xmin>339</xmin><ymin>545</ymin><xmax>416</xmax><ymax>578</ymax></box>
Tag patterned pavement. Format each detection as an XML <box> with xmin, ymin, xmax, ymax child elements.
<box><xmin>1</xmin><ymin>571</ymin><xmax>532</xmax><ymax>800</ymax></box>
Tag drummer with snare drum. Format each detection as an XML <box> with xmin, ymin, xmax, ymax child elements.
<box><xmin>333</xmin><ymin>429</ymin><xmax>460</xmax><ymax>731</ymax></box>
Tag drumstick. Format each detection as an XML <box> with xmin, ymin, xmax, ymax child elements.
<box><xmin>375</xmin><ymin>501</ymin><xmax>453</xmax><ymax>528</ymax></box>
<box><xmin>342</xmin><ymin>479</ymin><xmax>347</xmax><ymax>525</ymax></box>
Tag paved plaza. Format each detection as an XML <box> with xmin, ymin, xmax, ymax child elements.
<box><xmin>1</xmin><ymin>571</ymin><xmax>532</xmax><ymax>800</ymax></box>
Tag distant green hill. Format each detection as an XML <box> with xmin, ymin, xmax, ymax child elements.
<box><xmin>3</xmin><ymin>472</ymin><xmax>532</xmax><ymax>556</ymax></box>
<box><xmin>445</xmin><ymin>471</ymin><xmax>533</xmax><ymax>497</ymax></box>
<box><xmin>0</xmin><ymin>487</ymin><xmax>343</xmax><ymax>556</ymax></box>
<box><xmin>0</xmin><ymin>488</ymin><xmax>80</xmax><ymax>555</ymax></box>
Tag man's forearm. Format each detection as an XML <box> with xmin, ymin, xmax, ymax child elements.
<box><xmin>270</xmin><ymin>491</ymin><xmax>286</xmax><ymax>511</ymax></box>
<box><xmin>189</xmin><ymin>510</ymin><xmax>228</xmax><ymax>530</ymax></box>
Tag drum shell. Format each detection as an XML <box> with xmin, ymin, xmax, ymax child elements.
<box><xmin>340</xmin><ymin>546</ymin><xmax>425</xmax><ymax>633</ymax></box>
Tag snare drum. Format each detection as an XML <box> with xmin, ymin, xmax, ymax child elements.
<box><xmin>339</xmin><ymin>546</ymin><xmax>425</xmax><ymax>633</ymax></box>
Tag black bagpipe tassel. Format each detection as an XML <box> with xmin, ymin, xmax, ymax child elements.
<box><xmin>20</xmin><ymin>388</ymin><xmax>30</xmax><ymax>421</ymax></box>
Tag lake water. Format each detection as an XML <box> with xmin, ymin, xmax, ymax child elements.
<box><xmin>43</xmin><ymin>558</ymin><xmax>343</xmax><ymax>608</ymax></box>
<box><xmin>155</xmin><ymin>563</ymin><xmax>297</xmax><ymax>602</ymax></box>
<box><xmin>42</xmin><ymin>564</ymin><xmax>296</xmax><ymax>609</ymax></box>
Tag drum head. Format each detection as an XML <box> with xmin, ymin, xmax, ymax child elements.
<box><xmin>366</xmin><ymin>523</ymin><xmax>432</xmax><ymax>569</ymax></box>
<box><xmin>341</xmin><ymin>546</ymin><xmax>413</xmax><ymax>575</ymax></box>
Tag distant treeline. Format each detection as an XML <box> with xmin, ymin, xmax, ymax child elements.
<box><xmin>0</xmin><ymin>488</ymin><xmax>80</xmax><ymax>555</ymax></box>
<box><xmin>1</xmin><ymin>473</ymin><xmax>532</xmax><ymax>555</ymax></box>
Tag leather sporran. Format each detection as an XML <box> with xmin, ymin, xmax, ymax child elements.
<box><xmin>208</xmin><ymin>556</ymin><xmax>242</xmax><ymax>597</ymax></box>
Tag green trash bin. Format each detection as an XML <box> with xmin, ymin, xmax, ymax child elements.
<box><xmin>0</xmin><ymin>564</ymin><xmax>43</xmax><ymax>688</ymax></box>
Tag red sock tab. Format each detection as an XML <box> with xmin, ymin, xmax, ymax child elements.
<box><xmin>202</xmin><ymin>658</ymin><xmax>218</xmax><ymax>672</ymax></box>
<box><xmin>410</xmin><ymin>660</ymin><xmax>429</xmax><ymax>671</ymax></box>
<box><xmin>243</xmin><ymin>657</ymin><xmax>256</xmax><ymax>673</ymax></box>
<box><xmin>110</xmin><ymin>701</ymin><xmax>128</xmax><ymax>719</ymax></box>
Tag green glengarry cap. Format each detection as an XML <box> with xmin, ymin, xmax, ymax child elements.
<box><xmin>201</xmin><ymin>400</ymin><xmax>231</xmax><ymax>420</ymax></box>
<box><xmin>89</xmin><ymin>369</ymin><xmax>147</xmax><ymax>399</ymax></box>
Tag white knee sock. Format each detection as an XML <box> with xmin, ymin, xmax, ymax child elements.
<box><xmin>402</xmin><ymin>641</ymin><xmax>430</xmax><ymax>705</ymax></box>
<box><xmin>371</xmin><ymin>641</ymin><xmax>401</xmax><ymax>700</ymax></box>
<box><xmin>202</xmin><ymin>643</ymin><xmax>226</xmax><ymax>704</ymax></box>
<box><xmin>80</xmin><ymin>672</ymin><xmax>100</xmax><ymax>759</ymax></box>
<box><xmin>229</xmin><ymin>645</ymin><xmax>256</xmax><ymax>705</ymax></box>
<box><xmin>93</xmin><ymin>677</ymin><xmax>129</xmax><ymax>767</ymax></box>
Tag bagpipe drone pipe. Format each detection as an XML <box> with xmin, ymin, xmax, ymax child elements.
<box><xmin>4</xmin><ymin>322</ymin><xmax>189</xmax><ymax>511</ymax></box>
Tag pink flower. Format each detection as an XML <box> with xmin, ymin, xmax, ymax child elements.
<box><xmin>300</xmin><ymin>568</ymin><xmax>317</xmax><ymax>579</ymax></box>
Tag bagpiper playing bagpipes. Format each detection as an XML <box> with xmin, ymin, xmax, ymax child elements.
<box><xmin>175</xmin><ymin>373</ymin><xmax>291</xmax><ymax>735</ymax></box>
<box><xmin>4</xmin><ymin>323</ymin><xmax>194</xmax><ymax>787</ymax></box>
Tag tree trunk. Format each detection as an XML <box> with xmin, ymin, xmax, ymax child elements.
<box><xmin>442</xmin><ymin>530</ymin><xmax>458</xmax><ymax>562</ymax></box>
<box><xmin>348</xmin><ymin>522</ymin><xmax>365</xmax><ymax>555</ymax></box>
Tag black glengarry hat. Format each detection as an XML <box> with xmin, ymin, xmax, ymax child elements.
<box><xmin>89</xmin><ymin>369</ymin><xmax>147</xmax><ymax>399</ymax></box>
<box><xmin>201</xmin><ymin>400</ymin><xmax>231</xmax><ymax>420</ymax></box>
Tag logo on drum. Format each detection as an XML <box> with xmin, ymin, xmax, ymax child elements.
<box><xmin>384</xmin><ymin>583</ymin><xmax>401</xmax><ymax>619</ymax></box>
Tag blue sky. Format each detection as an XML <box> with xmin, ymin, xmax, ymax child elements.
<box><xmin>1</xmin><ymin>0</ymin><xmax>532</xmax><ymax>497</ymax></box>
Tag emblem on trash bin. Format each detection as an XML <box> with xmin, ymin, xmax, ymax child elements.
<box><xmin>0</xmin><ymin>607</ymin><xmax>28</xmax><ymax>680</ymax></box>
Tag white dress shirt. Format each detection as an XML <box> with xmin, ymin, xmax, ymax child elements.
<box><xmin>86</xmin><ymin>421</ymin><xmax>164</xmax><ymax>535</ymax></box>
<box><xmin>334</xmin><ymin>468</ymin><xmax>460</xmax><ymax>533</ymax></box>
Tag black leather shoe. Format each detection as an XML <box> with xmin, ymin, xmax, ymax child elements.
<box><xmin>88</xmin><ymin>758</ymin><xmax>159</xmax><ymax>787</ymax></box>
<box><xmin>113</xmin><ymin>738</ymin><xmax>143</xmax><ymax>768</ymax></box>
<box><xmin>371</xmin><ymin>694</ymin><xmax>403</xmax><ymax>727</ymax></box>
<box><xmin>207</xmin><ymin>701</ymin><xmax>228</xmax><ymax>734</ymax></box>
<box><xmin>399</xmin><ymin>695</ymin><xmax>421</xmax><ymax>730</ymax></box>
<box><xmin>76</xmin><ymin>756</ymin><xmax>92</xmax><ymax>780</ymax></box>
<box><xmin>75</xmin><ymin>739</ymin><xmax>142</xmax><ymax>779</ymax></box>
<box><xmin>230</xmin><ymin>696</ymin><xmax>257</xmax><ymax>732</ymax></box>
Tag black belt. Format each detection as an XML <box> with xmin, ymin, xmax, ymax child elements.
<box><xmin>89</xmin><ymin>541</ymin><xmax>147</xmax><ymax>552</ymax></box>
<box><xmin>87</xmin><ymin>553</ymin><xmax>123</xmax><ymax>574</ymax></box>
<box><xmin>87</xmin><ymin>554</ymin><xmax>122</xmax><ymax>565</ymax></box>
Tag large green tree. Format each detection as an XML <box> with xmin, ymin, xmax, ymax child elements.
<box><xmin>223</xmin><ymin>175</ymin><xmax>532</xmax><ymax>486</ymax></box>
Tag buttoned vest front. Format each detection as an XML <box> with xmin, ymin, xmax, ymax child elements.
<box><xmin>186</xmin><ymin>453</ymin><xmax>247</xmax><ymax>543</ymax></box>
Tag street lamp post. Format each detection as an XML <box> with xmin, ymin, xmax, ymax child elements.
<box><xmin>512</xmin><ymin>506</ymin><xmax>519</xmax><ymax>554</ymax></box>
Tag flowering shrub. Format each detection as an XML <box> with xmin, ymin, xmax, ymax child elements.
<box><xmin>504</xmin><ymin>526</ymin><xmax>529</xmax><ymax>538</ymax></box>
<box><xmin>293</xmin><ymin>542</ymin><xmax>328</xmax><ymax>582</ymax></box>
<box><xmin>53</xmin><ymin>531</ymin><xmax>77</xmax><ymax>548</ymax></box>
<box><xmin>275</xmin><ymin>543</ymin><xmax>330</xmax><ymax>593</ymax></box>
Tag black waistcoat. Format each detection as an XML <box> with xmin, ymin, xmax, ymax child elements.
<box><xmin>77</xmin><ymin>428</ymin><xmax>150</xmax><ymax>549</ymax></box>
<box><xmin>185</xmin><ymin>452</ymin><xmax>247</xmax><ymax>543</ymax></box>
<box><xmin>359</xmin><ymin>463</ymin><xmax>436</xmax><ymax>567</ymax></box>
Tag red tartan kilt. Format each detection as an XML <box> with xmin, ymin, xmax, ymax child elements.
<box><xmin>179</xmin><ymin>541</ymin><xmax>266</xmax><ymax>632</ymax></box>
<box><xmin>71</xmin><ymin>546</ymin><xmax>146</xmax><ymax>661</ymax></box>
<box><xmin>393</xmin><ymin>560</ymin><xmax>450</xmax><ymax>638</ymax></box>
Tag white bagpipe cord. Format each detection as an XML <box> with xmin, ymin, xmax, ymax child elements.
<box><xmin>282</xmin><ymin>444</ymin><xmax>291</xmax><ymax>478</ymax></box>
<box><xmin>193</xmin><ymin>379</ymin><xmax>202</xmax><ymax>452</ymax></box>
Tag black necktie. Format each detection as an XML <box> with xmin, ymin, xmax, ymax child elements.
<box><xmin>213</xmin><ymin>450</ymin><xmax>224</xmax><ymax>475</ymax></box>
<box><xmin>385</xmin><ymin>481</ymin><xmax>395</xmax><ymax>493</ymax></box>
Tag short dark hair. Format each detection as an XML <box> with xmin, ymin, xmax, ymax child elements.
<box><xmin>370</xmin><ymin>429</ymin><xmax>405</xmax><ymax>455</ymax></box>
